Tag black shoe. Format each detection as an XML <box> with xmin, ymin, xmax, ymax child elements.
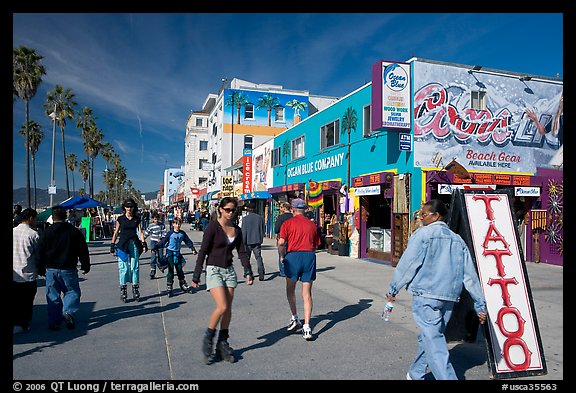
<box><xmin>167</xmin><ymin>283</ymin><xmax>173</xmax><ymax>298</ymax></box>
<box><xmin>150</xmin><ymin>270</ymin><xmax>156</xmax><ymax>279</ymax></box>
<box><xmin>179</xmin><ymin>280</ymin><xmax>192</xmax><ymax>293</ymax></box>
<box><xmin>202</xmin><ymin>329</ymin><xmax>215</xmax><ymax>364</ymax></box>
<box><xmin>216</xmin><ymin>339</ymin><xmax>235</xmax><ymax>363</ymax></box>
<box><xmin>48</xmin><ymin>323</ymin><xmax>61</xmax><ymax>331</ymax></box>
<box><xmin>120</xmin><ymin>285</ymin><xmax>128</xmax><ymax>303</ymax></box>
<box><xmin>259</xmin><ymin>273</ymin><xmax>265</xmax><ymax>281</ymax></box>
<box><xmin>63</xmin><ymin>312</ymin><xmax>76</xmax><ymax>330</ymax></box>
<box><xmin>132</xmin><ymin>285</ymin><xmax>141</xmax><ymax>302</ymax></box>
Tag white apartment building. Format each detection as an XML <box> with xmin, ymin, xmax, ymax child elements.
<box><xmin>184</xmin><ymin>109</ymin><xmax>211</xmax><ymax>209</ymax></box>
<box><xmin>162</xmin><ymin>166</ymin><xmax>185</xmax><ymax>206</ymax></box>
<box><xmin>198</xmin><ymin>78</ymin><xmax>338</xmax><ymax>200</ymax></box>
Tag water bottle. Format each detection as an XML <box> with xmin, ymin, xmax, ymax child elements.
<box><xmin>381</xmin><ymin>301</ymin><xmax>394</xmax><ymax>321</ymax></box>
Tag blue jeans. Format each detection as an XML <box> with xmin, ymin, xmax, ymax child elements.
<box><xmin>409</xmin><ymin>295</ymin><xmax>456</xmax><ymax>380</ymax></box>
<box><xmin>118</xmin><ymin>241</ymin><xmax>140</xmax><ymax>285</ymax></box>
<box><xmin>45</xmin><ymin>269</ymin><xmax>81</xmax><ymax>325</ymax></box>
<box><xmin>149</xmin><ymin>240</ymin><xmax>163</xmax><ymax>270</ymax></box>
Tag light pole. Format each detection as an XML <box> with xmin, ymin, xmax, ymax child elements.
<box><xmin>49</xmin><ymin>103</ymin><xmax>57</xmax><ymax>207</ymax></box>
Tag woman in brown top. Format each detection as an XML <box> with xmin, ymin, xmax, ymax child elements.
<box><xmin>191</xmin><ymin>197</ymin><xmax>254</xmax><ymax>364</ymax></box>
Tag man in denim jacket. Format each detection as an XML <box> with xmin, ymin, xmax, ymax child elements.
<box><xmin>386</xmin><ymin>199</ymin><xmax>487</xmax><ymax>380</ymax></box>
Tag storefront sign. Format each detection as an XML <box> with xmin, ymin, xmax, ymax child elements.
<box><xmin>287</xmin><ymin>152</ymin><xmax>345</xmax><ymax>178</ymax></box>
<box><xmin>515</xmin><ymin>187</ymin><xmax>540</xmax><ymax>197</ymax></box>
<box><xmin>371</xmin><ymin>61</ymin><xmax>412</xmax><ymax>131</ymax></box>
<box><xmin>354</xmin><ymin>185</ymin><xmax>381</xmax><ymax>196</ymax></box>
<box><xmin>464</xmin><ymin>192</ymin><xmax>546</xmax><ymax>378</ymax></box>
<box><xmin>221</xmin><ymin>176</ymin><xmax>234</xmax><ymax>198</ymax></box>
<box><xmin>242</xmin><ymin>148</ymin><xmax>252</xmax><ymax>194</ymax></box>
<box><xmin>438</xmin><ymin>184</ymin><xmax>496</xmax><ymax>195</ymax></box>
<box><xmin>399</xmin><ymin>133</ymin><xmax>412</xmax><ymax>151</ymax></box>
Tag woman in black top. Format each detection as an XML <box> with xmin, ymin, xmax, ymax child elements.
<box><xmin>191</xmin><ymin>197</ymin><xmax>254</xmax><ymax>364</ymax></box>
<box><xmin>110</xmin><ymin>198</ymin><xmax>148</xmax><ymax>302</ymax></box>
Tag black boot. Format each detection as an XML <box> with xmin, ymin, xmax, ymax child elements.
<box><xmin>202</xmin><ymin>328</ymin><xmax>216</xmax><ymax>364</ymax></box>
<box><xmin>149</xmin><ymin>269</ymin><xmax>156</xmax><ymax>279</ymax></box>
<box><xmin>216</xmin><ymin>329</ymin><xmax>235</xmax><ymax>363</ymax></box>
<box><xmin>120</xmin><ymin>285</ymin><xmax>128</xmax><ymax>303</ymax></box>
<box><xmin>132</xmin><ymin>284</ymin><xmax>141</xmax><ymax>302</ymax></box>
<box><xmin>179</xmin><ymin>279</ymin><xmax>192</xmax><ymax>293</ymax></box>
<box><xmin>167</xmin><ymin>283</ymin><xmax>173</xmax><ymax>297</ymax></box>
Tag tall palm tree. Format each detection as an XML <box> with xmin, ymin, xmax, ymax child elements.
<box><xmin>282</xmin><ymin>139</ymin><xmax>291</xmax><ymax>186</ymax></box>
<box><xmin>44</xmin><ymin>85</ymin><xmax>77</xmax><ymax>198</ymax></box>
<box><xmin>286</xmin><ymin>99</ymin><xmax>307</xmax><ymax>124</ymax></box>
<box><xmin>66</xmin><ymin>153</ymin><xmax>78</xmax><ymax>195</ymax></box>
<box><xmin>100</xmin><ymin>142</ymin><xmax>115</xmax><ymax>205</ymax></box>
<box><xmin>13</xmin><ymin>46</ymin><xmax>46</xmax><ymax>208</ymax></box>
<box><xmin>256</xmin><ymin>94</ymin><xmax>280</xmax><ymax>126</ymax></box>
<box><xmin>19</xmin><ymin>120</ymin><xmax>44</xmax><ymax>209</ymax></box>
<box><xmin>341</xmin><ymin>106</ymin><xmax>358</xmax><ymax>213</ymax></box>
<box><xmin>79</xmin><ymin>159</ymin><xmax>90</xmax><ymax>196</ymax></box>
<box><xmin>83</xmin><ymin>124</ymin><xmax>104</xmax><ymax>198</ymax></box>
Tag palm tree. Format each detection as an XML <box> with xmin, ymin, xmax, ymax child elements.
<box><xmin>224</xmin><ymin>90</ymin><xmax>249</xmax><ymax>166</ymax></box>
<box><xmin>100</xmin><ymin>142</ymin><xmax>115</xmax><ymax>205</ymax></box>
<box><xmin>44</xmin><ymin>85</ymin><xmax>77</xmax><ymax>199</ymax></box>
<box><xmin>66</xmin><ymin>153</ymin><xmax>78</xmax><ymax>195</ymax></box>
<box><xmin>82</xmin><ymin>123</ymin><xmax>104</xmax><ymax>198</ymax></box>
<box><xmin>286</xmin><ymin>99</ymin><xmax>307</xmax><ymax>124</ymax></box>
<box><xmin>341</xmin><ymin>106</ymin><xmax>358</xmax><ymax>213</ymax></box>
<box><xmin>19</xmin><ymin>120</ymin><xmax>44</xmax><ymax>209</ymax></box>
<box><xmin>282</xmin><ymin>139</ymin><xmax>291</xmax><ymax>186</ymax></box>
<box><xmin>13</xmin><ymin>46</ymin><xmax>46</xmax><ymax>208</ymax></box>
<box><xmin>79</xmin><ymin>159</ymin><xmax>90</xmax><ymax>196</ymax></box>
<box><xmin>256</xmin><ymin>94</ymin><xmax>280</xmax><ymax>126</ymax></box>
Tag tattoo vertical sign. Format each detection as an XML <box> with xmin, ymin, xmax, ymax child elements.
<box><xmin>460</xmin><ymin>190</ymin><xmax>547</xmax><ymax>379</ymax></box>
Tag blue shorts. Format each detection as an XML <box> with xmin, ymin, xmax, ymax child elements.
<box><xmin>284</xmin><ymin>251</ymin><xmax>316</xmax><ymax>282</ymax></box>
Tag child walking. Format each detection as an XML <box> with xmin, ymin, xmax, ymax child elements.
<box><xmin>144</xmin><ymin>212</ymin><xmax>166</xmax><ymax>279</ymax></box>
<box><xmin>152</xmin><ymin>217</ymin><xmax>197</xmax><ymax>297</ymax></box>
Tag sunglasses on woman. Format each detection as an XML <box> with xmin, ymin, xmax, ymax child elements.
<box><xmin>222</xmin><ymin>207</ymin><xmax>236</xmax><ymax>213</ymax></box>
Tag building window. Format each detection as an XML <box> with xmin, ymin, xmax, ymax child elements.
<box><xmin>292</xmin><ymin>135</ymin><xmax>305</xmax><ymax>160</ymax></box>
<box><xmin>272</xmin><ymin>147</ymin><xmax>281</xmax><ymax>167</ymax></box>
<box><xmin>363</xmin><ymin>104</ymin><xmax>371</xmax><ymax>137</ymax></box>
<box><xmin>244</xmin><ymin>135</ymin><xmax>253</xmax><ymax>150</ymax></box>
<box><xmin>471</xmin><ymin>91</ymin><xmax>486</xmax><ymax>110</ymax></box>
<box><xmin>321</xmin><ymin>119</ymin><xmax>340</xmax><ymax>149</ymax></box>
<box><xmin>199</xmin><ymin>140</ymin><xmax>208</xmax><ymax>151</ymax></box>
<box><xmin>199</xmin><ymin>159</ymin><xmax>208</xmax><ymax>170</ymax></box>
<box><xmin>244</xmin><ymin>103</ymin><xmax>254</xmax><ymax>120</ymax></box>
<box><xmin>275</xmin><ymin>106</ymin><xmax>285</xmax><ymax>122</ymax></box>
<box><xmin>211</xmin><ymin>153</ymin><xmax>217</xmax><ymax>164</ymax></box>
<box><xmin>212</xmin><ymin>123</ymin><xmax>217</xmax><ymax>136</ymax></box>
<box><xmin>195</xmin><ymin>118</ymin><xmax>203</xmax><ymax>127</ymax></box>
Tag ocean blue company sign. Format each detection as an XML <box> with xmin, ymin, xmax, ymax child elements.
<box><xmin>371</xmin><ymin>60</ymin><xmax>412</xmax><ymax>131</ymax></box>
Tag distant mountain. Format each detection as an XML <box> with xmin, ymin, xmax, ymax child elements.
<box><xmin>13</xmin><ymin>188</ymin><xmax>160</xmax><ymax>209</ymax></box>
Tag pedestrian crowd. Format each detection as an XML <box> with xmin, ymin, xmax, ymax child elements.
<box><xmin>13</xmin><ymin>197</ymin><xmax>486</xmax><ymax>379</ymax></box>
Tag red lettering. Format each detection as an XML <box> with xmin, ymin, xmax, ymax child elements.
<box><xmin>472</xmin><ymin>194</ymin><xmax>501</xmax><ymax>221</ymax></box>
<box><xmin>484</xmin><ymin>248</ymin><xmax>513</xmax><ymax>277</ymax></box>
<box><xmin>502</xmin><ymin>338</ymin><xmax>532</xmax><ymax>371</ymax></box>
<box><xmin>483</xmin><ymin>222</ymin><xmax>510</xmax><ymax>250</ymax></box>
<box><xmin>487</xmin><ymin>276</ymin><xmax>518</xmax><ymax>306</ymax></box>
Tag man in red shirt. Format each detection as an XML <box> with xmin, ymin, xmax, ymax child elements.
<box><xmin>278</xmin><ymin>198</ymin><xmax>321</xmax><ymax>341</ymax></box>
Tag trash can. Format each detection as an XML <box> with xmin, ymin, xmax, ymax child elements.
<box><xmin>80</xmin><ymin>216</ymin><xmax>91</xmax><ymax>242</ymax></box>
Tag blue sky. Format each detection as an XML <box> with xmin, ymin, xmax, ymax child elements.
<box><xmin>12</xmin><ymin>13</ymin><xmax>563</xmax><ymax>194</ymax></box>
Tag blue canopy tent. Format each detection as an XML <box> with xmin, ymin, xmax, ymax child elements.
<box><xmin>59</xmin><ymin>195</ymin><xmax>106</xmax><ymax>209</ymax></box>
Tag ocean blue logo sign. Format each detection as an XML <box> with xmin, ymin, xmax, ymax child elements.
<box><xmin>383</xmin><ymin>64</ymin><xmax>407</xmax><ymax>92</ymax></box>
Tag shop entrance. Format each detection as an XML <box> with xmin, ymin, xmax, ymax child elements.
<box><xmin>363</xmin><ymin>194</ymin><xmax>392</xmax><ymax>261</ymax></box>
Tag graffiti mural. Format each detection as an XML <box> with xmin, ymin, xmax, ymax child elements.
<box><xmin>413</xmin><ymin>62</ymin><xmax>562</xmax><ymax>174</ymax></box>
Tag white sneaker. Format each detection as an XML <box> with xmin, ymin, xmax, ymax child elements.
<box><xmin>287</xmin><ymin>318</ymin><xmax>302</xmax><ymax>332</ymax></box>
<box><xmin>302</xmin><ymin>326</ymin><xmax>312</xmax><ymax>341</ymax></box>
<box><xmin>406</xmin><ymin>372</ymin><xmax>413</xmax><ymax>380</ymax></box>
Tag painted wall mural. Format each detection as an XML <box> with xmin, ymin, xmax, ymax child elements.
<box><xmin>413</xmin><ymin>62</ymin><xmax>563</xmax><ymax>174</ymax></box>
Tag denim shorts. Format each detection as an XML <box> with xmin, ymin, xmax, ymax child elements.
<box><xmin>205</xmin><ymin>265</ymin><xmax>237</xmax><ymax>290</ymax></box>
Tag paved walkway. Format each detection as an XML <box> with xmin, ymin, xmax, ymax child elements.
<box><xmin>12</xmin><ymin>228</ymin><xmax>563</xmax><ymax>381</ymax></box>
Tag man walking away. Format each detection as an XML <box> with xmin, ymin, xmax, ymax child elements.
<box><xmin>241</xmin><ymin>203</ymin><xmax>266</xmax><ymax>281</ymax></box>
<box><xmin>278</xmin><ymin>198</ymin><xmax>321</xmax><ymax>341</ymax></box>
<box><xmin>38</xmin><ymin>206</ymin><xmax>91</xmax><ymax>331</ymax></box>
<box><xmin>13</xmin><ymin>208</ymin><xmax>40</xmax><ymax>334</ymax></box>
<box><xmin>274</xmin><ymin>202</ymin><xmax>293</xmax><ymax>277</ymax></box>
